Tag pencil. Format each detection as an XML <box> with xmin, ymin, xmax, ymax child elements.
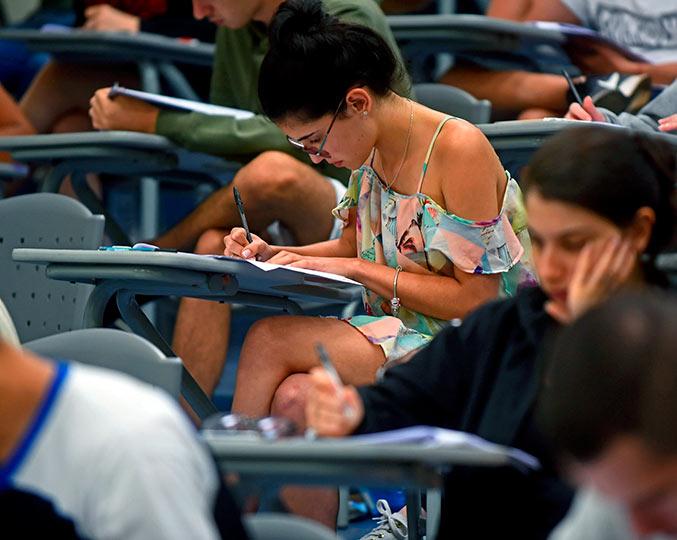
<box><xmin>561</xmin><ymin>69</ymin><xmax>584</xmax><ymax>106</ymax></box>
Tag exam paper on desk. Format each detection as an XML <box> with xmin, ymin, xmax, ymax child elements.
<box><xmin>209</xmin><ymin>255</ymin><xmax>362</xmax><ymax>286</ymax></box>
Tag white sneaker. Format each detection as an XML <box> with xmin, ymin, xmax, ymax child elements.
<box><xmin>359</xmin><ymin>499</ymin><xmax>408</xmax><ymax>540</ymax></box>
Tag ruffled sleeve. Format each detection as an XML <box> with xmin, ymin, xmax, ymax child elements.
<box><xmin>332</xmin><ymin>167</ymin><xmax>365</xmax><ymax>225</ymax></box>
<box><xmin>420</xmin><ymin>178</ymin><xmax>527</xmax><ymax>275</ymax></box>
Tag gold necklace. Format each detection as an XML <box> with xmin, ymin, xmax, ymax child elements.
<box><xmin>378</xmin><ymin>98</ymin><xmax>414</xmax><ymax>191</ymax></box>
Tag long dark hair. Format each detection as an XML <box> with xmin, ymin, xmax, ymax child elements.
<box><xmin>522</xmin><ymin>126</ymin><xmax>676</xmax><ymax>282</ymax></box>
<box><xmin>258</xmin><ymin>0</ymin><xmax>406</xmax><ymax>122</ymax></box>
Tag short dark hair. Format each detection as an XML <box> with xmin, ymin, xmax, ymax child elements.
<box><xmin>258</xmin><ymin>0</ymin><xmax>406</xmax><ymax>122</ymax></box>
<box><xmin>537</xmin><ymin>292</ymin><xmax>677</xmax><ymax>462</ymax></box>
<box><xmin>522</xmin><ymin>126</ymin><xmax>676</xmax><ymax>281</ymax></box>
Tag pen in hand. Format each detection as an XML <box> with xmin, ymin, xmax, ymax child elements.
<box><xmin>561</xmin><ymin>69</ymin><xmax>584</xmax><ymax>106</ymax></box>
<box><xmin>315</xmin><ymin>343</ymin><xmax>355</xmax><ymax>419</ymax></box>
<box><xmin>233</xmin><ymin>186</ymin><xmax>253</xmax><ymax>244</ymax></box>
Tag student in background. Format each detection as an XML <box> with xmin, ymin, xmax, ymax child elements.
<box><xmin>540</xmin><ymin>293</ymin><xmax>677</xmax><ymax>540</ymax></box>
<box><xmin>441</xmin><ymin>0</ymin><xmax>676</xmax><ymax>120</ymax></box>
<box><xmin>19</xmin><ymin>0</ymin><xmax>216</xmax><ymax>136</ymax></box>
<box><xmin>565</xmin><ymin>79</ymin><xmax>677</xmax><ymax>134</ymax></box>
<box><xmin>88</xmin><ymin>0</ymin><xmax>410</xmax><ymax>398</ymax></box>
<box><xmin>302</xmin><ymin>125</ymin><xmax>676</xmax><ymax>538</ymax></box>
<box><xmin>0</xmin><ymin>334</ymin><xmax>247</xmax><ymax>540</ymax></box>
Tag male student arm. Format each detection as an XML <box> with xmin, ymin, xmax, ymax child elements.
<box><xmin>522</xmin><ymin>0</ymin><xmax>677</xmax><ymax>84</ymax></box>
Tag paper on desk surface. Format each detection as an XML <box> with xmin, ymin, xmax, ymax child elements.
<box><xmin>349</xmin><ymin>426</ymin><xmax>540</xmax><ymax>470</ymax></box>
<box><xmin>209</xmin><ymin>255</ymin><xmax>361</xmax><ymax>286</ymax></box>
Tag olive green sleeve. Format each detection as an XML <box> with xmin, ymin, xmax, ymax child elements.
<box><xmin>155</xmin><ymin>110</ymin><xmax>291</xmax><ymax>160</ymax></box>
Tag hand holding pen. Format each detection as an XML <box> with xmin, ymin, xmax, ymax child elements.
<box><xmin>305</xmin><ymin>343</ymin><xmax>364</xmax><ymax>438</ymax></box>
<box><xmin>562</xmin><ymin>70</ymin><xmax>606</xmax><ymax>123</ymax></box>
<box><xmin>225</xmin><ymin>187</ymin><xmax>271</xmax><ymax>260</ymax></box>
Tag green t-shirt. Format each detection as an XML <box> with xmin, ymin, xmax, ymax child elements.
<box><xmin>156</xmin><ymin>0</ymin><xmax>410</xmax><ymax>181</ymax></box>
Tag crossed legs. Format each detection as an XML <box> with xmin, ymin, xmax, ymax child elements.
<box><xmin>170</xmin><ymin>151</ymin><xmax>341</xmax><ymax>395</ymax></box>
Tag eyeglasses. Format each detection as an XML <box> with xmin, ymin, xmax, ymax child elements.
<box><xmin>287</xmin><ymin>99</ymin><xmax>344</xmax><ymax>158</ymax></box>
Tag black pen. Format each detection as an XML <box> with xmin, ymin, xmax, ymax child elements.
<box><xmin>232</xmin><ymin>186</ymin><xmax>253</xmax><ymax>244</ymax></box>
<box><xmin>561</xmin><ymin>69</ymin><xmax>584</xmax><ymax>106</ymax></box>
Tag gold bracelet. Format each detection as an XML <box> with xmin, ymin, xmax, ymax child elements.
<box><xmin>391</xmin><ymin>265</ymin><xmax>403</xmax><ymax>317</ymax></box>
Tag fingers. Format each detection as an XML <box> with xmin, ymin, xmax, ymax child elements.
<box><xmin>88</xmin><ymin>88</ymin><xmax>110</xmax><ymax>130</ymax></box>
<box><xmin>305</xmin><ymin>368</ymin><xmax>361</xmax><ymax>437</ymax></box>
<box><xmin>565</xmin><ymin>102</ymin><xmax>591</xmax><ymax>121</ymax></box>
<box><xmin>658</xmin><ymin>114</ymin><xmax>677</xmax><ymax>132</ymax></box>
<box><xmin>268</xmin><ymin>250</ymin><xmax>302</xmax><ymax>265</ymax></box>
<box><xmin>582</xmin><ymin>96</ymin><xmax>605</xmax><ymax>122</ymax></box>
<box><xmin>223</xmin><ymin>228</ymin><xmax>270</xmax><ymax>260</ymax></box>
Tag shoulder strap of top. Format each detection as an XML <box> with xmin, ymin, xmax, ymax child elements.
<box><xmin>417</xmin><ymin>116</ymin><xmax>455</xmax><ymax>193</ymax></box>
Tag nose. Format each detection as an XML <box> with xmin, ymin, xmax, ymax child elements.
<box><xmin>309</xmin><ymin>154</ymin><xmax>325</xmax><ymax>165</ymax></box>
<box><xmin>536</xmin><ymin>244</ymin><xmax>563</xmax><ymax>285</ymax></box>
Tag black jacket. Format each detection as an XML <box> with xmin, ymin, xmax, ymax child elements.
<box><xmin>356</xmin><ymin>287</ymin><xmax>574</xmax><ymax>539</ymax></box>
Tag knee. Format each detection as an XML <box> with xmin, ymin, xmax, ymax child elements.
<box><xmin>240</xmin><ymin>316</ymin><xmax>289</xmax><ymax>367</ymax></box>
<box><xmin>235</xmin><ymin>151</ymin><xmax>306</xmax><ymax>205</ymax></box>
<box><xmin>270</xmin><ymin>374</ymin><xmax>312</xmax><ymax>427</ymax></box>
<box><xmin>194</xmin><ymin>228</ymin><xmax>226</xmax><ymax>255</ymax></box>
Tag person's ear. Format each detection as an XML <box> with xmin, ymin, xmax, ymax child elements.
<box><xmin>626</xmin><ymin>207</ymin><xmax>656</xmax><ymax>253</ymax></box>
<box><xmin>345</xmin><ymin>88</ymin><xmax>372</xmax><ymax>118</ymax></box>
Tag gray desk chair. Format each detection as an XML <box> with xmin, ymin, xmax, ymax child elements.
<box><xmin>24</xmin><ymin>328</ymin><xmax>182</xmax><ymax>398</ymax></box>
<box><xmin>0</xmin><ymin>193</ymin><xmax>104</xmax><ymax>342</ymax></box>
<box><xmin>414</xmin><ymin>82</ymin><xmax>491</xmax><ymax>123</ymax></box>
<box><xmin>244</xmin><ymin>513</ymin><xmax>338</xmax><ymax>540</ymax></box>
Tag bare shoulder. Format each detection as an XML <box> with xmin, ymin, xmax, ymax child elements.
<box><xmin>431</xmin><ymin>119</ymin><xmax>506</xmax><ymax>221</ymax></box>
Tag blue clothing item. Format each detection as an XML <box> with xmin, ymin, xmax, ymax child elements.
<box><xmin>0</xmin><ymin>9</ymin><xmax>75</xmax><ymax>97</ymax></box>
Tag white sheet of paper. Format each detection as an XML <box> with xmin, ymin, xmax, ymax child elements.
<box><xmin>109</xmin><ymin>84</ymin><xmax>255</xmax><ymax>119</ymax></box>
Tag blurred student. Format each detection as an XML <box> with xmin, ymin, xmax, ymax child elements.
<box><xmin>302</xmin><ymin>125</ymin><xmax>676</xmax><ymax>537</ymax></box>
<box><xmin>540</xmin><ymin>293</ymin><xmax>677</xmax><ymax>539</ymax></box>
<box><xmin>19</xmin><ymin>0</ymin><xmax>216</xmax><ymax>135</ymax></box>
<box><xmin>442</xmin><ymin>0</ymin><xmax>676</xmax><ymax>119</ymax></box>
<box><xmin>0</xmin><ymin>334</ymin><xmax>247</xmax><ymax>540</ymax></box>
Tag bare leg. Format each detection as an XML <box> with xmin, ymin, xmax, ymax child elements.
<box><xmin>232</xmin><ymin>316</ymin><xmax>385</xmax><ymax>418</ymax></box>
<box><xmin>172</xmin><ymin>228</ymin><xmax>232</xmax><ymax>395</ymax></box>
<box><xmin>270</xmin><ymin>373</ymin><xmax>313</xmax><ymax>432</ymax></box>
<box><xmin>440</xmin><ymin>64</ymin><xmax>569</xmax><ymax>118</ymax></box>
<box><xmin>153</xmin><ymin>151</ymin><xmax>337</xmax><ymax>251</ymax></box>
<box><xmin>20</xmin><ymin>60</ymin><xmax>137</xmax><ymax>134</ymax></box>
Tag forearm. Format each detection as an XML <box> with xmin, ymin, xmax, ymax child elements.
<box><xmin>156</xmin><ymin>111</ymin><xmax>293</xmax><ymax>160</ymax></box>
<box><xmin>641</xmin><ymin>63</ymin><xmax>677</xmax><ymax>86</ymax></box>
<box><xmin>352</xmin><ymin>260</ymin><xmax>500</xmax><ymax>320</ymax></box>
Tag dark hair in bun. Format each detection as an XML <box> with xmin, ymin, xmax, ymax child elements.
<box><xmin>259</xmin><ymin>0</ymin><xmax>405</xmax><ymax>121</ymax></box>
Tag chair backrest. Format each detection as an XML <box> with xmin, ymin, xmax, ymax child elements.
<box><xmin>413</xmin><ymin>83</ymin><xmax>492</xmax><ymax>124</ymax></box>
<box><xmin>0</xmin><ymin>193</ymin><xmax>104</xmax><ymax>342</ymax></box>
<box><xmin>24</xmin><ymin>328</ymin><xmax>182</xmax><ymax>398</ymax></box>
<box><xmin>244</xmin><ymin>513</ymin><xmax>338</xmax><ymax>540</ymax></box>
